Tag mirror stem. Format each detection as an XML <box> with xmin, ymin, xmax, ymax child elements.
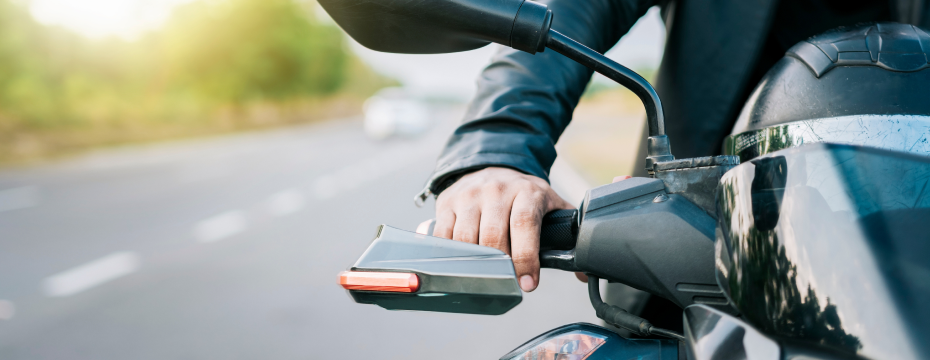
<box><xmin>546</xmin><ymin>29</ymin><xmax>674</xmax><ymax>172</ymax></box>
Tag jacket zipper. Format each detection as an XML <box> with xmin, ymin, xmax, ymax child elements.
<box><xmin>414</xmin><ymin>185</ymin><xmax>432</xmax><ymax>207</ymax></box>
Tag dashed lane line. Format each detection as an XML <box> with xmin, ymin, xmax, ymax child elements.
<box><xmin>265</xmin><ymin>189</ymin><xmax>305</xmax><ymax>216</ymax></box>
<box><xmin>194</xmin><ymin>210</ymin><xmax>248</xmax><ymax>243</ymax></box>
<box><xmin>43</xmin><ymin>252</ymin><xmax>141</xmax><ymax>297</ymax></box>
<box><xmin>191</xmin><ymin>143</ymin><xmax>433</xmax><ymax>242</ymax></box>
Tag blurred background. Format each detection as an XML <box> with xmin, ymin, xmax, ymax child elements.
<box><xmin>0</xmin><ymin>0</ymin><xmax>664</xmax><ymax>358</ymax></box>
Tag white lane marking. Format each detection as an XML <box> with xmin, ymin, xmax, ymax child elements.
<box><xmin>266</xmin><ymin>189</ymin><xmax>305</xmax><ymax>216</ymax></box>
<box><xmin>0</xmin><ymin>300</ymin><xmax>14</xmax><ymax>320</ymax></box>
<box><xmin>0</xmin><ymin>186</ymin><xmax>39</xmax><ymax>212</ymax></box>
<box><xmin>311</xmin><ymin>145</ymin><xmax>429</xmax><ymax>199</ymax></box>
<box><xmin>194</xmin><ymin>210</ymin><xmax>248</xmax><ymax>242</ymax></box>
<box><xmin>43</xmin><ymin>252</ymin><xmax>141</xmax><ymax>297</ymax></box>
<box><xmin>191</xmin><ymin>144</ymin><xmax>433</xmax><ymax>242</ymax></box>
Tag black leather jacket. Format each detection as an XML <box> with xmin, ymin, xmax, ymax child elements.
<box><xmin>419</xmin><ymin>0</ymin><xmax>929</xmax><ymax>200</ymax></box>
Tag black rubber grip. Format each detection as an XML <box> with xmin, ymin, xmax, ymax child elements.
<box><xmin>539</xmin><ymin>209</ymin><xmax>578</xmax><ymax>250</ymax></box>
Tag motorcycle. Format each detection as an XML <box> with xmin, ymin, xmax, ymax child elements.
<box><xmin>319</xmin><ymin>0</ymin><xmax>930</xmax><ymax>358</ymax></box>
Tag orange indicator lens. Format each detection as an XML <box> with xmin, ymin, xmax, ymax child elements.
<box><xmin>338</xmin><ymin>271</ymin><xmax>420</xmax><ymax>293</ymax></box>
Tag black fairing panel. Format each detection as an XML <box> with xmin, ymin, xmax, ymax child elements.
<box><xmin>715</xmin><ymin>143</ymin><xmax>930</xmax><ymax>359</ymax></box>
<box><xmin>730</xmin><ymin>23</ymin><xmax>930</xmax><ymax>134</ymax></box>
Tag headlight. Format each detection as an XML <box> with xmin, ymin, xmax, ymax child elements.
<box><xmin>502</xmin><ymin>330</ymin><xmax>606</xmax><ymax>360</ymax></box>
<box><xmin>500</xmin><ymin>323</ymin><xmax>679</xmax><ymax>360</ymax></box>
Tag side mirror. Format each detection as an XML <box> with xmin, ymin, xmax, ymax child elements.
<box><xmin>318</xmin><ymin>0</ymin><xmax>552</xmax><ymax>54</ymax></box>
<box><xmin>339</xmin><ymin>225</ymin><xmax>522</xmax><ymax>315</ymax></box>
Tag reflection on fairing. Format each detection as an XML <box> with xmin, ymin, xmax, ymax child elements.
<box><xmin>683</xmin><ymin>305</ymin><xmax>779</xmax><ymax>360</ymax></box>
<box><xmin>715</xmin><ymin>143</ymin><xmax>930</xmax><ymax>360</ymax></box>
<box><xmin>723</xmin><ymin>115</ymin><xmax>930</xmax><ymax>162</ymax></box>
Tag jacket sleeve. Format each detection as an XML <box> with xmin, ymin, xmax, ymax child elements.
<box><xmin>423</xmin><ymin>0</ymin><xmax>658</xmax><ymax>197</ymax></box>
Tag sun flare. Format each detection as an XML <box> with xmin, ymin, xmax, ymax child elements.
<box><xmin>28</xmin><ymin>0</ymin><xmax>192</xmax><ymax>40</ymax></box>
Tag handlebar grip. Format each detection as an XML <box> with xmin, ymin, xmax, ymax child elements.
<box><xmin>539</xmin><ymin>209</ymin><xmax>578</xmax><ymax>250</ymax></box>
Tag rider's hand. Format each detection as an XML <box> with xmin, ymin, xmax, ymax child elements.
<box><xmin>433</xmin><ymin>167</ymin><xmax>574</xmax><ymax>292</ymax></box>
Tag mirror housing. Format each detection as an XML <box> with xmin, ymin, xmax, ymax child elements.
<box><xmin>318</xmin><ymin>0</ymin><xmax>552</xmax><ymax>54</ymax></box>
<box><xmin>340</xmin><ymin>225</ymin><xmax>522</xmax><ymax>315</ymax></box>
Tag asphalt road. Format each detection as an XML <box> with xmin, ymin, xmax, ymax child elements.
<box><xmin>0</xmin><ymin>107</ymin><xmax>600</xmax><ymax>359</ymax></box>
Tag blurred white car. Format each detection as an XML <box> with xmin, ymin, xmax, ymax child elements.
<box><xmin>363</xmin><ymin>88</ymin><xmax>430</xmax><ymax>139</ymax></box>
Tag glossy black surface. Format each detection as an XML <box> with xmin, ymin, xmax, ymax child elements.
<box><xmin>724</xmin><ymin>115</ymin><xmax>930</xmax><ymax>162</ymax></box>
<box><xmin>788</xmin><ymin>23</ymin><xmax>930</xmax><ymax>77</ymax></box>
<box><xmin>715</xmin><ymin>143</ymin><xmax>930</xmax><ymax>359</ymax></box>
<box><xmin>729</xmin><ymin>23</ymin><xmax>930</xmax><ymax>135</ymax></box>
<box><xmin>683</xmin><ymin>305</ymin><xmax>780</xmax><ymax>360</ymax></box>
<box><xmin>317</xmin><ymin>0</ymin><xmax>550</xmax><ymax>54</ymax></box>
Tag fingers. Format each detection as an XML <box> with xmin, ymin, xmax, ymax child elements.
<box><xmin>433</xmin><ymin>209</ymin><xmax>455</xmax><ymax>239</ymax></box>
<box><xmin>478</xmin><ymin>182</ymin><xmax>512</xmax><ymax>253</ymax></box>
<box><xmin>415</xmin><ymin>219</ymin><xmax>436</xmax><ymax>235</ymax></box>
<box><xmin>547</xmin><ymin>187</ymin><xmax>576</xmax><ymax>210</ymax></box>
<box><xmin>451</xmin><ymin>205</ymin><xmax>480</xmax><ymax>244</ymax></box>
<box><xmin>574</xmin><ymin>272</ymin><xmax>589</xmax><ymax>283</ymax></box>
<box><xmin>510</xmin><ymin>190</ymin><xmax>544</xmax><ymax>292</ymax></box>
<box><xmin>612</xmin><ymin>175</ymin><xmax>632</xmax><ymax>183</ymax></box>
<box><xmin>431</xmin><ymin>167</ymin><xmax>572</xmax><ymax>293</ymax></box>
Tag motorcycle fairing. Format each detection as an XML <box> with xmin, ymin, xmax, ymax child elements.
<box><xmin>715</xmin><ymin>143</ymin><xmax>930</xmax><ymax>359</ymax></box>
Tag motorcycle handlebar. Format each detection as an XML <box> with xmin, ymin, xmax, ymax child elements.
<box><xmin>417</xmin><ymin>208</ymin><xmax>579</xmax><ymax>265</ymax></box>
<box><xmin>539</xmin><ymin>209</ymin><xmax>578</xmax><ymax>251</ymax></box>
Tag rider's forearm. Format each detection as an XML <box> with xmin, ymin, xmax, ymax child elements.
<box><xmin>422</xmin><ymin>0</ymin><xmax>658</xmax><ymax>197</ymax></box>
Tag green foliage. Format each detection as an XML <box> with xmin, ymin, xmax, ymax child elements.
<box><xmin>162</xmin><ymin>0</ymin><xmax>348</xmax><ymax>101</ymax></box>
<box><xmin>0</xmin><ymin>0</ymin><xmax>384</xmax><ymax>141</ymax></box>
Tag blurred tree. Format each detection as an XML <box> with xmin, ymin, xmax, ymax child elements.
<box><xmin>0</xmin><ymin>0</ymin><xmax>390</xmax><ymax>161</ymax></box>
<box><xmin>162</xmin><ymin>0</ymin><xmax>348</xmax><ymax>102</ymax></box>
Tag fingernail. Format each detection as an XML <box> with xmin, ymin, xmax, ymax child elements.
<box><xmin>519</xmin><ymin>275</ymin><xmax>536</xmax><ymax>292</ymax></box>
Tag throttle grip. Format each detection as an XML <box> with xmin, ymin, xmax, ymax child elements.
<box><xmin>539</xmin><ymin>209</ymin><xmax>578</xmax><ymax>250</ymax></box>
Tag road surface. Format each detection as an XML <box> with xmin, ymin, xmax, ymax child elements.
<box><xmin>0</xmin><ymin>107</ymin><xmax>600</xmax><ymax>359</ymax></box>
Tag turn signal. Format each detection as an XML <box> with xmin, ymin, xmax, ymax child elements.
<box><xmin>338</xmin><ymin>271</ymin><xmax>420</xmax><ymax>293</ymax></box>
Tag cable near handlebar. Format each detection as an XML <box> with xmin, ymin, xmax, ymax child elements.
<box><xmin>587</xmin><ymin>275</ymin><xmax>686</xmax><ymax>342</ymax></box>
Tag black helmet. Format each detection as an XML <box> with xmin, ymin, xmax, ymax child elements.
<box><xmin>725</xmin><ymin>23</ymin><xmax>930</xmax><ymax>161</ymax></box>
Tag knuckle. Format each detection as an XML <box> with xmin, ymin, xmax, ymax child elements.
<box><xmin>480</xmin><ymin>226</ymin><xmax>507</xmax><ymax>245</ymax></box>
<box><xmin>437</xmin><ymin>209</ymin><xmax>455</xmax><ymax>220</ymax></box>
<box><xmin>465</xmin><ymin>186</ymin><xmax>482</xmax><ymax>198</ymax></box>
<box><xmin>481</xmin><ymin>180</ymin><xmax>506</xmax><ymax>194</ymax></box>
<box><xmin>517</xmin><ymin>179</ymin><xmax>537</xmax><ymax>190</ymax></box>
<box><xmin>529</xmin><ymin>189</ymin><xmax>547</xmax><ymax>202</ymax></box>
<box><xmin>453</xmin><ymin>228</ymin><xmax>478</xmax><ymax>243</ymax></box>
